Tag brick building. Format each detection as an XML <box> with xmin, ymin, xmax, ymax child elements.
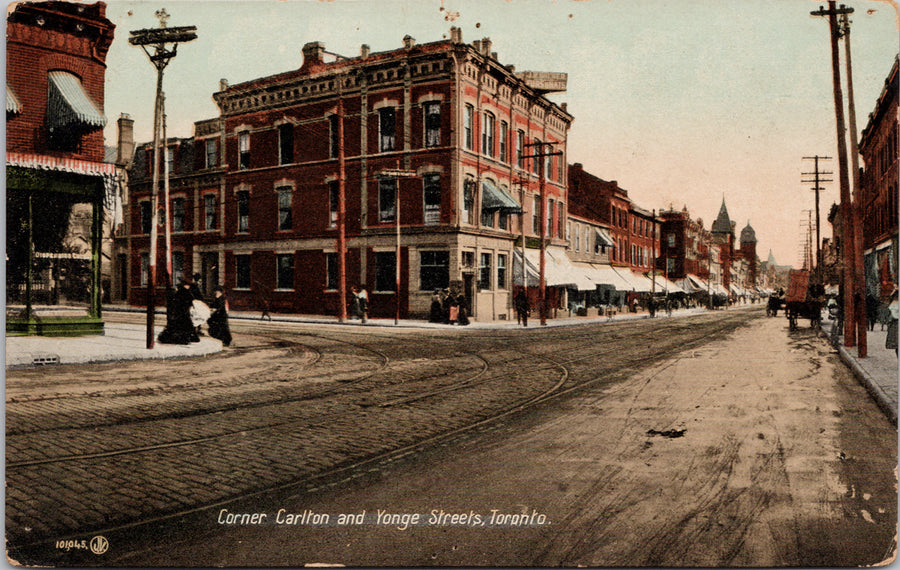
<box><xmin>859</xmin><ymin>55</ymin><xmax>898</xmax><ymax>300</ymax></box>
<box><xmin>6</xmin><ymin>1</ymin><xmax>117</xmax><ymax>335</ymax></box>
<box><xmin>119</xmin><ymin>30</ymin><xmax>572</xmax><ymax>320</ymax></box>
<box><xmin>657</xmin><ymin>206</ymin><xmax>726</xmax><ymax>301</ymax></box>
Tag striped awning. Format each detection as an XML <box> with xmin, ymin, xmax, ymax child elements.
<box><xmin>47</xmin><ymin>71</ymin><xmax>106</xmax><ymax>131</ymax></box>
<box><xmin>7</xmin><ymin>83</ymin><xmax>22</xmax><ymax>114</ymax></box>
<box><xmin>595</xmin><ymin>228</ymin><xmax>614</xmax><ymax>247</ymax></box>
<box><xmin>481</xmin><ymin>179</ymin><xmax>522</xmax><ymax>213</ymax></box>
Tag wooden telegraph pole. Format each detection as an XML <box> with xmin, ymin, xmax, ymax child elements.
<box><xmin>129</xmin><ymin>10</ymin><xmax>197</xmax><ymax>349</ymax></box>
<box><xmin>379</xmin><ymin>167</ymin><xmax>418</xmax><ymax>325</ymax></box>
<box><xmin>522</xmin><ymin>141</ymin><xmax>562</xmax><ymax>326</ymax></box>
<box><xmin>801</xmin><ymin>155</ymin><xmax>832</xmax><ymax>281</ymax></box>
<box><xmin>811</xmin><ymin>1</ymin><xmax>856</xmax><ymax>348</ymax></box>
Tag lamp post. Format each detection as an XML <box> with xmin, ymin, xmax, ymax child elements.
<box><xmin>129</xmin><ymin>9</ymin><xmax>197</xmax><ymax>349</ymax></box>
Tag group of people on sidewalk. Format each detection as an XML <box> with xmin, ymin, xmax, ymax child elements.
<box><xmin>158</xmin><ymin>273</ymin><xmax>232</xmax><ymax>347</ymax></box>
<box><xmin>428</xmin><ymin>289</ymin><xmax>470</xmax><ymax>325</ymax></box>
<box><xmin>865</xmin><ymin>288</ymin><xmax>899</xmax><ymax>356</ymax></box>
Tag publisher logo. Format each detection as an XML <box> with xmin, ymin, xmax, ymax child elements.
<box><xmin>90</xmin><ymin>536</ymin><xmax>108</xmax><ymax>555</ymax></box>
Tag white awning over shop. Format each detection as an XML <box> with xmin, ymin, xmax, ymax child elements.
<box><xmin>513</xmin><ymin>249</ymin><xmax>593</xmax><ymax>289</ymax></box>
<box><xmin>7</xmin><ymin>83</ymin><xmax>22</xmax><ymax>114</ymax></box>
<box><xmin>586</xmin><ymin>263</ymin><xmax>634</xmax><ymax>290</ymax></box>
<box><xmin>595</xmin><ymin>228</ymin><xmax>614</xmax><ymax>247</ymax></box>
<box><xmin>47</xmin><ymin>71</ymin><xmax>106</xmax><ymax>131</ymax></box>
<box><xmin>547</xmin><ymin>249</ymin><xmax>595</xmax><ymax>290</ymax></box>
<box><xmin>679</xmin><ymin>274</ymin><xmax>708</xmax><ymax>293</ymax></box>
<box><xmin>646</xmin><ymin>271</ymin><xmax>686</xmax><ymax>294</ymax></box>
<box><xmin>611</xmin><ymin>266</ymin><xmax>653</xmax><ymax>292</ymax></box>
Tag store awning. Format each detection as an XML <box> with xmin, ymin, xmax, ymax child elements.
<box><xmin>595</xmin><ymin>228</ymin><xmax>614</xmax><ymax>247</ymax></box>
<box><xmin>514</xmin><ymin>249</ymin><xmax>589</xmax><ymax>288</ymax></box>
<box><xmin>47</xmin><ymin>71</ymin><xmax>106</xmax><ymax>131</ymax></box>
<box><xmin>646</xmin><ymin>271</ymin><xmax>686</xmax><ymax>294</ymax></box>
<box><xmin>679</xmin><ymin>274</ymin><xmax>708</xmax><ymax>293</ymax></box>
<box><xmin>481</xmin><ymin>179</ymin><xmax>522</xmax><ymax>213</ymax></box>
<box><xmin>547</xmin><ymin>249</ymin><xmax>595</xmax><ymax>290</ymax></box>
<box><xmin>587</xmin><ymin>263</ymin><xmax>634</xmax><ymax>289</ymax></box>
<box><xmin>611</xmin><ymin>266</ymin><xmax>653</xmax><ymax>292</ymax></box>
<box><xmin>7</xmin><ymin>83</ymin><xmax>21</xmax><ymax>114</ymax></box>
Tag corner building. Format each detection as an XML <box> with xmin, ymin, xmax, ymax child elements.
<box><xmin>197</xmin><ymin>30</ymin><xmax>571</xmax><ymax>320</ymax></box>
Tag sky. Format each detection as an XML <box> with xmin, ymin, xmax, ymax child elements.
<box><xmin>99</xmin><ymin>0</ymin><xmax>900</xmax><ymax>268</ymax></box>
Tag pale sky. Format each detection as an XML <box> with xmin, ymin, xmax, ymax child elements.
<box><xmin>100</xmin><ymin>0</ymin><xmax>900</xmax><ymax>267</ymax></box>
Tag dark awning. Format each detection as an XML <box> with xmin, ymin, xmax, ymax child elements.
<box><xmin>7</xmin><ymin>83</ymin><xmax>21</xmax><ymax>114</ymax></box>
<box><xmin>595</xmin><ymin>228</ymin><xmax>614</xmax><ymax>247</ymax></box>
<box><xmin>47</xmin><ymin>71</ymin><xmax>106</xmax><ymax>131</ymax></box>
<box><xmin>481</xmin><ymin>179</ymin><xmax>522</xmax><ymax>213</ymax></box>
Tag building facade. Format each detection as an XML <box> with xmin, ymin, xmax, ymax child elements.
<box><xmin>6</xmin><ymin>1</ymin><xmax>117</xmax><ymax>335</ymax></box>
<box><xmin>859</xmin><ymin>55</ymin><xmax>898</xmax><ymax>300</ymax></box>
<box><xmin>120</xmin><ymin>30</ymin><xmax>572</xmax><ymax>320</ymax></box>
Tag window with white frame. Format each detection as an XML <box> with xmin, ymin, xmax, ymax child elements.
<box><xmin>558</xmin><ymin>203</ymin><xmax>565</xmax><ymax>239</ymax></box>
<box><xmin>172</xmin><ymin>197</ymin><xmax>185</xmax><ymax>232</ymax></box>
<box><xmin>379</xmin><ymin>107</ymin><xmax>396</xmax><ymax>152</ymax></box>
<box><xmin>464</xmin><ymin>105</ymin><xmax>474</xmax><ymax>150</ymax></box>
<box><xmin>239</xmin><ymin>131</ymin><xmax>250</xmax><ymax>170</ymax></box>
<box><xmin>497</xmin><ymin>253</ymin><xmax>508</xmax><ymax>289</ymax></box>
<box><xmin>532</xmin><ymin>195</ymin><xmax>540</xmax><ymax>236</ymax></box>
<box><xmin>276</xmin><ymin>253</ymin><xmax>294</xmax><ymax>290</ymax></box>
<box><xmin>463</xmin><ymin>178</ymin><xmax>475</xmax><ymax>225</ymax></box>
<box><xmin>205</xmin><ymin>139</ymin><xmax>217</xmax><ymax>169</ymax></box>
<box><xmin>532</xmin><ymin>139</ymin><xmax>541</xmax><ymax>174</ymax></box>
<box><xmin>575</xmin><ymin>225</ymin><xmax>581</xmax><ymax>251</ymax></box>
<box><xmin>204</xmin><ymin>194</ymin><xmax>216</xmax><ymax>230</ymax></box>
<box><xmin>499</xmin><ymin>121</ymin><xmax>508</xmax><ymax>163</ymax></box>
<box><xmin>328</xmin><ymin>181</ymin><xmax>339</xmax><ymax>228</ymax></box>
<box><xmin>140</xmin><ymin>253</ymin><xmax>149</xmax><ymax>286</ymax></box>
<box><xmin>277</xmin><ymin>187</ymin><xmax>292</xmax><ymax>231</ymax></box>
<box><xmin>424</xmin><ymin>102</ymin><xmax>440</xmax><ymax>147</ymax></box>
<box><xmin>423</xmin><ymin>174</ymin><xmax>441</xmax><ymax>225</ymax></box>
<box><xmin>668</xmin><ymin>233</ymin><xmax>676</xmax><ymax>248</ymax></box>
<box><xmin>379</xmin><ymin>177</ymin><xmax>397</xmax><ymax>222</ymax></box>
<box><xmin>478</xmin><ymin>252</ymin><xmax>492</xmax><ymax>290</ymax></box>
<box><xmin>482</xmin><ymin>112</ymin><xmax>495</xmax><ymax>157</ymax></box>
<box><xmin>237</xmin><ymin>191</ymin><xmax>250</xmax><ymax>233</ymax></box>
<box><xmin>166</xmin><ymin>147</ymin><xmax>174</xmax><ymax>174</ymax></box>
<box><xmin>546</xmin><ymin>198</ymin><xmax>553</xmax><ymax>237</ymax></box>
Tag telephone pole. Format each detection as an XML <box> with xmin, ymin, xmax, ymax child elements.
<box><xmin>129</xmin><ymin>9</ymin><xmax>197</xmax><ymax>349</ymax></box>
<box><xmin>802</xmin><ymin>155</ymin><xmax>832</xmax><ymax>281</ymax></box>
<box><xmin>379</xmin><ymin>167</ymin><xmax>418</xmax><ymax>325</ymax></box>
<box><xmin>811</xmin><ymin>1</ymin><xmax>856</xmax><ymax>348</ymax></box>
<box><xmin>522</xmin><ymin>141</ymin><xmax>563</xmax><ymax>326</ymax></box>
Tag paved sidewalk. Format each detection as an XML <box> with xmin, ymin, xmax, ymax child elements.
<box><xmin>821</xmin><ymin>316</ymin><xmax>898</xmax><ymax>424</ymax></box>
<box><xmin>5</xmin><ymin>323</ymin><xmax>222</xmax><ymax>368</ymax></box>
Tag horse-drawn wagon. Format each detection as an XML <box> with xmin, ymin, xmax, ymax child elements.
<box><xmin>784</xmin><ymin>270</ymin><xmax>822</xmax><ymax>331</ymax></box>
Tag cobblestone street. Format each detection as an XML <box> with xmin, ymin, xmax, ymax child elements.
<box><xmin>6</xmin><ymin>307</ymin><xmax>896</xmax><ymax>566</ymax></box>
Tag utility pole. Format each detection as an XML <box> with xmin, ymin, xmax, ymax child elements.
<box><xmin>130</xmin><ymin>9</ymin><xmax>197</xmax><ymax>349</ymax></box>
<box><xmin>337</xmin><ymin>94</ymin><xmax>347</xmax><ymax>323</ymax></box>
<box><xmin>841</xmin><ymin>9</ymin><xmax>867</xmax><ymax>358</ymax></box>
<box><xmin>802</xmin><ymin>155</ymin><xmax>832</xmax><ymax>280</ymax></box>
<box><xmin>522</xmin><ymin>141</ymin><xmax>563</xmax><ymax>326</ymax></box>
<box><xmin>811</xmin><ymin>1</ymin><xmax>856</xmax><ymax>348</ymax></box>
<box><xmin>379</xmin><ymin>167</ymin><xmax>418</xmax><ymax>325</ymax></box>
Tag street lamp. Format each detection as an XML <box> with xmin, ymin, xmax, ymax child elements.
<box><xmin>129</xmin><ymin>9</ymin><xmax>197</xmax><ymax>349</ymax></box>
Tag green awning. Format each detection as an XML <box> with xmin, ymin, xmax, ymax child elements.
<box><xmin>47</xmin><ymin>71</ymin><xmax>106</xmax><ymax>131</ymax></box>
<box><xmin>7</xmin><ymin>83</ymin><xmax>21</xmax><ymax>114</ymax></box>
<box><xmin>481</xmin><ymin>179</ymin><xmax>521</xmax><ymax>213</ymax></box>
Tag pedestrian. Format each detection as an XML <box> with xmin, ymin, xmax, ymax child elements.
<box><xmin>866</xmin><ymin>293</ymin><xmax>879</xmax><ymax>332</ymax></box>
<box><xmin>456</xmin><ymin>293</ymin><xmax>469</xmax><ymax>326</ymax></box>
<box><xmin>350</xmin><ymin>285</ymin><xmax>361</xmax><ymax>320</ymax></box>
<box><xmin>886</xmin><ymin>288</ymin><xmax>898</xmax><ymax>356</ymax></box>
<box><xmin>515</xmin><ymin>290</ymin><xmax>530</xmax><ymax>326</ymax></box>
<box><xmin>429</xmin><ymin>289</ymin><xmax>443</xmax><ymax>323</ymax></box>
<box><xmin>158</xmin><ymin>279</ymin><xmax>198</xmax><ymax>344</ymax></box>
<box><xmin>189</xmin><ymin>273</ymin><xmax>205</xmax><ymax>337</ymax></box>
<box><xmin>442</xmin><ymin>289</ymin><xmax>454</xmax><ymax>324</ymax></box>
<box><xmin>356</xmin><ymin>285</ymin><xmax>369</xmax><ymax>323</ymax></box>
<box><xmin>207</xmin><ymin>285</ymin><xmax>232</xmax><ymax>347</ymax></box>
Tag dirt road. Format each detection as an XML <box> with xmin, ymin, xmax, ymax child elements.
<box><xmin>81</xmin><ymin>312</ymin><xmax>897</xmax><ymax>567</ymax></box>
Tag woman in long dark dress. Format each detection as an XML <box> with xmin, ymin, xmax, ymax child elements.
<box><xmin>456</xmin><ymin>294</ymin><xmax>470</xmax><ymax>326</ymax></box>
<box><xmin>207</xmin><ymin>286</ymin><xmax>232</xmax><ymax>347</ymax></box>
<box><xmin>429</xmin><ymin>289</ymin><xmax>443</xmax><ymax>322</ymax></box>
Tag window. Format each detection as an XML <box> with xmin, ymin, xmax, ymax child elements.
<box><xmin>278</xmin><ymin>123</ymin><xmax>293</xmax><ymax>165</ymax></box>
<box><xmin>423</xmin><ymin>174</ymin><xmax>441</xmax><ymax>225</ymax></box>
<box><xmin>497</xmin><ymin>253</ymin><xmax>507</xmax><ymax>289</ymax></box>
<box><xmin>481</xmin><ymin>206</ymin><xmax>494</xmax><ymax>228</ymax></box>
<box><xmin>557</xmin><ymin>154</ymin><xmax>564</xmax><ymax>183</ymax></box>
<box><xmin>205</xmin><ymin>139</ymin><xmax>217</xmax><ymax>169</ymax></box>
<box><xmin>532</xmin><ymin>139</ymin><xmax>541</xmax><ymax>174</ymax></box>
<box><xmin>140</xmin><ymin>201</ymin><xmax>151</xmax><ymax>234</ymax></box>
<box><xmin>558</xmin><ymin>203</ymin><xmax>565</xmax><ymax>239</ymax></box>
<box><xmin>379</xmin><ymin>177</ymin><xmax>397</xmax><ymax>222</ymax></box>
<box><xmin>424</xmin><ymin>102</ymin><xmax>440</xmax><ymax>147</ymax></box>
<box><xmin>329</xmin><ymin>115</ymin><xmax>339</xmax><ymax>159</ymax></box>
<box><xmin>204</xmin><ymin>194</ymin><xmax>217</xmax><ymax>230</ymax></box>
<box><xmin>464</xmin><ymin>105</ymin><xmax>474</xmax><ymax>150</ymax></box>
<box><xmin>140</xmin><ymin>253</ymin><xmax>149</xmax><ymax>286</ymax></box>
<box><xmin>237</xmin><ymin>191</ymin><xmax>250</xmax><ymax>233</ymax></box>
<box><xmin>499</xmin><ymin>121</ymin><xmax>508</xmax><ymax>163</ymax></box>
<box><xmin>667</xmin><ymin>233</ymin><xmax>676</xmax><ymax>248</ymax></box>
<box><xmin>461</xmin><ymin>251</ymin><xmax>475</xmax><ymax>269</ymax></box>
<box><xmin>516</xmin><ymin>130</ymin><xmax>525</xmax><ymax>168</ymax></box>
<box><xmin>166</xmin><ymin>147</ymin><xmax>175</xmax><ymax>174</ymax></box>
<box><xmin>325</xmin><ymin>252</ymin><xmax>338</xmax><ymax>290</ymax></box>
<box><xmin>463</xmin><ymin>179</ymin><xmax>475</xmax><ymax>225</ymax></box>
<box><xmin>375</xmin><ymin>251</ymin><xmax>396</xmax><ymax>292</ymax></box>
<box><xmin>329</xmin><ymin>181</ymin><xmax>339</xmax><ymax>228</ymax></box>
<box><xmin>172</xmin><ymin>198</ymin><xmax>185</xmax><ymax>232</ymax></box>
<box><xmin>532</xmin><ymin>195</ymin><xmax>539</xmax><ymax>236</ymax></box>
<box><xmin>498</xmin><ymin>209</ymin><xmax>508</xmax><ymax>231</ymax></box>
<box><xmin>239</xmin><ymin>131</ymin><xmax>250</xmax><ymax>170</ymax></box>
<box><xmin>276</xmin><ymin>253</ymin><xmax>294</xmax><ymax>290</ymax></box>
<box><xmin>236</xmin><ymin>254</ymin><xmax>251</xmax><ymax>288</ymax></box>
<box><xmin>379</xmin><ymin>107</ymin><xmax>396</xmax><ymax>152</ymax></box>
<box><xmin>575</xmin><ymin>226</ymin><xmax>581</xmax><ymax>251</ymax></box>
<box><xmin>547</xmin><ymin>199</ymin><xmax>554</xmax><ymax>237</ymax></box>
<box><xmin>482</xmin><ymin>112</ymin><xmax>495</xmax><ymax>157</ymax></box>
<box><xmin>172</xmin><ymin>250</ymin><xmax>184</xmax><ymax>286</ymax></box>
<box><xmin>666</xmin><ymin>257</ymin><xmax>676</xmax><ymax>275</ymax></box>
<box><xmin>479</xmin><ymin>252</ymin><xmax>492</xmax><ymax>290</ymax></box>
<box><xmin>277</xmin><ymin>187</ymin><xmax>292</xmax><ymax>230</ymax></box>
<box><xmin>420</xmin><ymin>251</ymin><xmax>449</xmax><ymax>291</ymax></box>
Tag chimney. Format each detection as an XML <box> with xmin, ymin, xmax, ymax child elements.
<box><xmin>472</xmin><ymin>40</ymin><xmax>481</xmax><ymax>53</ymax></box>
<box><xmin>481</xmin><ymin>38</ymin><xmax>492</xmax><ymax>57</ymax></box>
<box><xmin>561</xmin><ymin>102</ymin><xmax>567</xmax><ymax>112</ymax></box>
<box><xmin>219</xmin><ymin>78</ymin><xmax>229</xmax><ymax>92</ymax></box>
<box><xmin>360</xmin><ymin>44</ymin><xmax>370</xmax><ymax>58</ymax></box>
<box><xmin>402</xmin><ymin>35</ymin><xmax>416</xmax><ymax>48</ymax></box>
<box><xmin>301</xmin><ymin>41</ymin><xmax>326</xmax><ymax>71</ymax></box>
<box><xmin>450</xmin><ymin>27</ymin><xmax>462</xmax><ymax>44</ymax></box>
<box><xmin>491</xmin><ymin>52</ymin><xmax>497</xmax><ymax>60</ymax></box>
<box><xmin>116</xmin><ymin>113</ymin><xmax>134</xmax><ymax>168</ymax></box>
